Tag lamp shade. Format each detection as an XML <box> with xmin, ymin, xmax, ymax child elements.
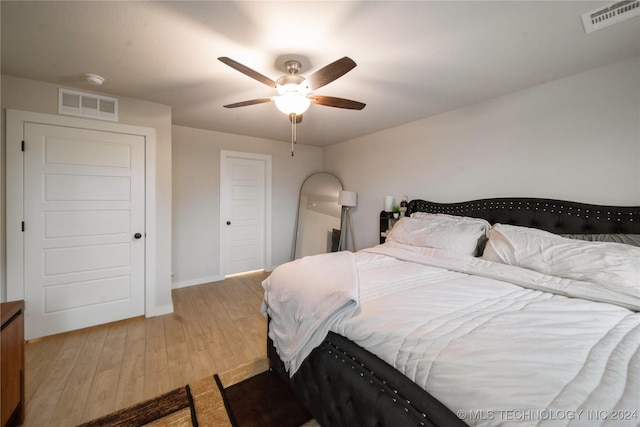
<box><xmin>338</xmin><ymin>190</ymin><xmax>357</xmax><ymax>207</ymax></box>
<box><xmin>384</xmin><ymin>195</ymin><xmax>393</xmax><ymax>211</ymax></box>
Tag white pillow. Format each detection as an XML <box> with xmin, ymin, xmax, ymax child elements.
<box><xmin>385</xmin><ymin>213</ymin><xmax>490</xmax><ymax>256</ymax></box>
<box><xmin>482</xmin><ymin>223</ymin><xmax>640</xmax><ymax>299</ymax></box>
<box><xmin>562</xmin><ymin>233</ymin><xmax>640</xmax><ymax>247</ymax></box>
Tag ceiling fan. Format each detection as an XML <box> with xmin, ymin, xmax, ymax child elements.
<box><xmin>218</xmin><ymin>56</ymin><xmax>366</xmax><ymax>155</ymax></box>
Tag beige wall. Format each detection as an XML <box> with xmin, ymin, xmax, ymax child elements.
<box><xmin>1</xmin><ymin>75</ymin><xmax>173</xmax><ymax>313</ymax></box>
<box><xmin>324</xmin><ymin>57</ymin><xmax>640</xmax><ymax>249</ymax></box>
<box><xmin>171</xmin><ymin>125</ymin><xmax>322</xmax><ymax>287</ymax></box>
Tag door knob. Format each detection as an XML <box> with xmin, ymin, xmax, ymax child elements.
<box><xmin>226</xmin><ymin>221</ymin><xmax>231</xmax><ymax>225</ymax></box>
<box><xmin>134</xmin><ymin>233</ymin><xmax>142</xmax><ymax>239</ymax></box>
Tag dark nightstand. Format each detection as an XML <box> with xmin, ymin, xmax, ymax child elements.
<box><xmin>1</xmin><ymin>300</ymin><xmax>25</xmax><ymax>427</ymax></box>
<box><xmin>379</xmin><ymin>211</ymin><xmax>401</xmax><ymax>244</ymax></box>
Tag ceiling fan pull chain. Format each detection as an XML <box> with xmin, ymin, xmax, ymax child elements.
<box><xmin>290</xmin><ymin>113</ymin><xmax>296</xmax><ymax>156</ymax></box>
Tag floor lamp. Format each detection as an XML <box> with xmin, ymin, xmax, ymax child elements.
<box><xmin>338</xmin><ymin>190</ymin><xmax>357</xmax><ymax>251</ymax></box>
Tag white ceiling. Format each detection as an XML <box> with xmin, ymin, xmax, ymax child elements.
<box><xmin>2</xmin><ymin>1</ymin><xmax>639</xmax><ymax>147</ymax></box>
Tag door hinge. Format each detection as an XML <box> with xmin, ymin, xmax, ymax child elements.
<box><xmin>21</xmin><ymin>140</ymin><xmax>25</xmax><ymax>151</ymax></box>
<box><xmin>21</xmin><ymin>221</ymin><xmax>25</xmax><ymax>232</ymax></box>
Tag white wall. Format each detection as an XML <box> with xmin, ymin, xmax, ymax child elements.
<box><xmin>171</xmin><ymin>125</ymin><xmax>322</xmax><ymax>287</ymax></box>
<box><xmin>324</xmin><ymin>57</ymin><xmax>640</xmax><ymax>250</ymax></box>
<box><xmin>4</xmin><ymin>56</ymin><xmax>637</xmax><ymax>299</ymax></box>
<box><xmin>1</xmin><ymin>75</ymin><xmax>174</xmax><ymax>315</ymax></box>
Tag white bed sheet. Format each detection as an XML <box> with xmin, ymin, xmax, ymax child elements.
<box><xmin>327</xmin><ymin>245</ymin><xmax>640</xmax><ymax>427</ymax></box>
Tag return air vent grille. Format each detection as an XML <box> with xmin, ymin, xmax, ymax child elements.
<box><xmin>582</xmin><ymin>0</ymin><xmax>640</xmax><ymax>33</ymax></box>
<box><xmin>58</xmin><ymin>88</ymin><xmax>118</xmax><ymax>121</ymax></box>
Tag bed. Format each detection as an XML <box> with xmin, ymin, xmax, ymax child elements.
<box><xmin>262</xmin><ymin>198</ymin><xmax>640</xmax><ymax>426</ymax></box>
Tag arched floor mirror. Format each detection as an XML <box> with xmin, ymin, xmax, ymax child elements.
<box><xmin>294</xmin><ymin>172</ymin><xmax>343</xmax><ymax>259</ymax></box>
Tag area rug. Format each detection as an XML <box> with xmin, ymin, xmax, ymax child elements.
<box><xmin>78</xmin><ymin>375</ymin><xmax>231</xmax><ymax>427</ymax></box>
<box><xmin>79</xmin><ymin>360</ymin><xmax>314</xmax><ymax>427</ymax></box>
<box><xmin>215</xmin><ymin>370</ymin><xmax>312</xmax><ymax>427</ymax></box>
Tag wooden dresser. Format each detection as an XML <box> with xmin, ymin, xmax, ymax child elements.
<box><xmin>1</xmin><ymin>301</ymin><xmax>25</xmax><ymax>427</ymax></box>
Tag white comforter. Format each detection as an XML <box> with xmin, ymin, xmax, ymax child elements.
<box><xmin>262</xmin><ymin>250</ymin><xmax>360</xmax><ymax>374</ymax></box>
<box><xmin>333</xmin><ymin>244</ymin><xmax>640</xmax><ymax>427</ymax></box>
<box><xmin>265</xmin><ymin>243</ymin><xmax>640</xmax><ymax>426</ymax></box>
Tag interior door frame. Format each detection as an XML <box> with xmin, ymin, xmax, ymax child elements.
<box><xmin>219</xmin><ymin>150</ymin><xmax>272</xmax><ymax>277</ymax></box>
<box><xmin>5</xmin><ymin>109</ymin><xmax>158</xmax><ymax>316</ymax></box>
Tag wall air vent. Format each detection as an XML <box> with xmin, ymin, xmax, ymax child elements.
<box><xmin>58</xmin><ymin>88</ymin><xmax>118</xmax><ymax>121</ymax></box>
<box><xmin>582</xmin><ymin>0</ymin><xmax>640</xmax><ymax>33</ymax></box>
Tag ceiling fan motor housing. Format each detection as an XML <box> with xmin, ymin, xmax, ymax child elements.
<box><xmin>284</xmin><ymin>60</ymin><xmax>302</xmax><ymax>74</ymax></box>
<box><xmin>276</xmin><ymin>74</ymin><xmax>308</xmax><ymax>95</ymax></box>
<box><xmin>277</xmin><ymin>60</ymin><xmax>309</xmax><ymax>96</ymax></box>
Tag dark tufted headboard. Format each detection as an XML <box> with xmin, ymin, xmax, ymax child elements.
<box><xmin>406</xmin><ymin>198</ymin><xmax>640</xmax><ymax>235</ymax></box>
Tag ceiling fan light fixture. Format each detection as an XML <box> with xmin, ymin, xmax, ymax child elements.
<box><xmin>219</xmin><ymin>55</ymin><xmax>364</xmax><ymax>120</ymax></box>
<box><xmin>275</xmin><ymin>92</ymin><xmax>311</xmax><ymax>115</ymax></box>
<box><xmin>276</xmin><ymin>82</ymin><xmax>301</xmax><ymax>95</ymax></box>
<box><xmin>276</xmin><ymin>74</ymin><xmax>305</xmax><ymax>89</ymax></box>
<box><xmin>219</xmin><ymin>55</ymin><xmax>364</xmax><ymax>156</ymax></box>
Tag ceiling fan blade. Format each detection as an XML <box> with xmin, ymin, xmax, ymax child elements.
<box><xmin>306</xmin><ymin>57</ymin><xmax>357</xmax><ymax>91</ymax></box>
<box><xmin>223</xmin><ymin>98</ymin><xmax>273</xmax><ymax>108</ymax></box>
<box><xmin>289</xmin><ymin>114</ymin><xmax>303</xmax><ymax>124</ymax></box>
<box><xmin>218</xmin><ymin>57</ymin><xmax>276</xmax><ymax>88</ymax></box>
<box><xmin>309</xmin><ymin>95</ymin><xmax>366</xmax><ymax>110</ymax></box>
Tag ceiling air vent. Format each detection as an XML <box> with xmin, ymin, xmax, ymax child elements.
<box><xmin>58</xmin><ymin>88</ymin><xmax>118</xmax><ymax>121</ymax></box>
<box><xmin>582</xmin><ymin>0</ymin><xmax>640</xmax><ymax>33</ymax></box>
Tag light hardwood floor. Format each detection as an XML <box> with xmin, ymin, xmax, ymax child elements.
<box><xmin>21</xmin><ymin>270</ymin><xmax>270</xmax><ymax>427</ymax></box>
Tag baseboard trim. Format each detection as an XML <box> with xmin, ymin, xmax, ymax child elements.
<box><xmin>149</xmin><ymin>303</ymin><xmax>174</xmax><ymax>317</ymax></box>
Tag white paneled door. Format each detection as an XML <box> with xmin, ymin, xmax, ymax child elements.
<box><xmin>220</xmin><ymin>151</ymin><xmax>271</xmax><ymax>276</ymax></box>
<box><xmin>23</xmin><ymin>123</ymin><xmax>145</xmax><ymax>339</ymax></box>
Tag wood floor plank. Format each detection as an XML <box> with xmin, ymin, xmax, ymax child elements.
<box><xmin>97</xmin><ymin>329</ymin><xmax>127</xmax><ymax>372</ymax></box>
<box><xmin>33</xmin><ymin>358</ymin><xmax>76</xmax><ymax>397</ymax></box>
<box><xmin>125</xmin><ymin>316</ymin><xmax>146</xmax><ymax>342</ymax></box>
<box><xmin>48</xmin><ymin>358</ymin><xmax>100</xmax><ymax>426</ymax></box>
<box><xmin>143</xmin><ymin>369</ymin><xmax>175</xmax><ymax>401</ymax></box>
<box><xmin>23</xmin><ymin>355</ymin><xmax>53</xmax><ymax>402</ymax></box>
<box><xmin>22</xmin><ymin>389</ymin><xmax>62</xmax><ymax>427</ymax></box>
<box><xmin>182</xmin><ymin>319</ymin><xmax>209</xmax><ymax>353</ymax></box>
<box><xmin>145</xmin><ymin>315</ymin><xmax>166</xmax><ymax>339</ymax></box>
<box><xmin>189</xmin><ymin>348</ymin><xmax>217</xmax><ymax>379</ymax></box>
<box><xmin>119</xmin><ymin>336</ymin><xmax>146</xmax><ymax>381</ymax></box>
<box><xmin>79</xmin><ymin>324</ymin><xmax>110</xmax><ymax>361</ymax></box>
<box><xmin>145</xmin><ymin>332</ymin><xmax>169</xmax><ymax>377</ymax></box>
<box><xmin>164</xmin><ymin>315</ymin><xmax>188</xmax><ymax>348</ymax></box>
<box><xmin>166</xmin><ymin>342</ymin><xmax>195</xmax><ymax>386</ymax></box>
<box><xmin>22</xmin><ymin>270</ymin><xmax>270</xmax><ymax>427</ymax></box>
<box><xmin>51</xmin><ymin>329</ymin><xmax>89</xmax><ymax>362</ymax></box>
<box><xmin>81</xmin><ymin>366</ymin><xmax>120</xmax><ymax>422</ymax></box>
<box><xmin>235</xmin><ymin>313</ymin><xmax>268</xmax><ymax>358</ymax></box>
<box><xmin>114</xmin><ymin>374</ymin><xmax>145</xmax><ymax>412</ymax></box>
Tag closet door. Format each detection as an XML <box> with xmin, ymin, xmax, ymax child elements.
<box><xmin>23</xmin><ymin>123</ymin><xmax>145</xmax><ymax>339</ymax></box>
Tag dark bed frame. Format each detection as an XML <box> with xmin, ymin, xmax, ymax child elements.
<box><xmin>269</xmin><ymin>197</ymin><xmax>640</xmax><ymax>427</ymax></box>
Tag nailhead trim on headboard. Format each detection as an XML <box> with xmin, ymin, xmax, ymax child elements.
<box><xmin>406</xmin><ymin>198</ymin><xmax>640</xmax><ymax>234</ymax></box>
